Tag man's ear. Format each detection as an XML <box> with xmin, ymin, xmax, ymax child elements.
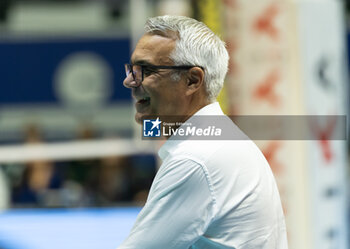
<box><xmin>186</xmin><ymin>67</ymin><xmax>205</xmax><ymax>96</ymax></box>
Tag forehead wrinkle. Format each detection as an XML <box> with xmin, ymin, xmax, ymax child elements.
<box><xmin>132</xmin><ymin>34</ymin><xmax>176</xmax><ymax>66</ymax></box>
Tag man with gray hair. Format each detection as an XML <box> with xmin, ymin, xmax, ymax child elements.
<box><xmin>120</xmin><ymin>15</ymin><xmax>288</xmax><ymax>249</ymax></box>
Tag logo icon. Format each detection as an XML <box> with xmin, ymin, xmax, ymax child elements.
<box><xmin>143</xmin><ymin>118</ymin><xmax>162</xmax><ymax>137</ymax></box>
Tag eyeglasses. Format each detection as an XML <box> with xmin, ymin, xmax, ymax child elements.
<box><xmin>124</xmin><ymin>63</ymin><xmax>203</xmax><ymax>85</ymax></box>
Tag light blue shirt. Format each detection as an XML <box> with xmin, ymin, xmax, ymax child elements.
<box><xmin>118</xmin><ymin>102</ymin><xmax>288</xmax><ymax>249</ymax></box>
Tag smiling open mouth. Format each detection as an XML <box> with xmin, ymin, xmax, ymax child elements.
<box><xmin>137</xmin><ymin>97</ymin><xmax>151</xmax><ymax>105</ymax></box>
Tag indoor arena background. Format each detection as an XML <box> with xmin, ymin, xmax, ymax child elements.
<box><xmin>0</xmin><ymin>0</ymin><xmax>349</xmax><ymax>249</ymax></box>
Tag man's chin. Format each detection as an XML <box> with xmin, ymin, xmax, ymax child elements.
<box><xmin>135</xmin><ymin>112</ymin><xmax>147</xmax><ymax>125</ymax></box>
<box><xmin>135</xmin><ymin>114</ymin><xmax>142</xmax><ymax>125</ymax></box>
<box><xmin>135</xmin><ymin>110</ymin><xmax>162</xmax><ymax>124</ymax></box>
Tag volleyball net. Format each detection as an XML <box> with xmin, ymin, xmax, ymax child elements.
<box><xmin>0</xmin><ymin>139</ymin><xmax>156</xmax><ymax>163</ymax></box>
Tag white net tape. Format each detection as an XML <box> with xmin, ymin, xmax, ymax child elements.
<box><xmin>0</xmin><ymin>139</ymin><xmax>156</xmax><ymax>163</ymax></box>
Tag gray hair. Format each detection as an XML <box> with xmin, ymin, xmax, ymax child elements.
<box><xmin>144</xmin><ymin>15</ymin><xmax>229</xmax><ymax>101</ymax></box>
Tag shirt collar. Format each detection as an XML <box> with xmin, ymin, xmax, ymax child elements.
<box><xmin>158</xmin><ymin>102</ymin><xmax>223</xmax><ymax>160</ymax></box>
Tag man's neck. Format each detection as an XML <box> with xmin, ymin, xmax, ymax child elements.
<box><xmin>161</xmin><ymin>101</ymin><xmax>214</xmax><ymax>140</ymax></box>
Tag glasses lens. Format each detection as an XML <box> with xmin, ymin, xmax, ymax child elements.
<box><xmin>125</xmin><ymin>64</ymin><xmax>131</xmax><ymax>77</ymax></box>
<box><xmin>132</xmin><ymin>65</ymin><xmax>142</xmax><ymax>83</ymax></box>
<box><xmin>125</xmin><ymin>64</ymin><xmax>142</xmax><ymax>83</ymax></box>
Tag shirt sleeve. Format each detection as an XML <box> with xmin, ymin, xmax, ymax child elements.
<box><xmin>117</xmin><ymin>158</ymin><xmax>217</xmax><ymax>249</ymax></box>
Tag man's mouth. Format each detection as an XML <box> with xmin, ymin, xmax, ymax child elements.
<box><xmin>136</xmin><ymin>97</ymin><xmax>151</xmax><ymax>106</ymax></box>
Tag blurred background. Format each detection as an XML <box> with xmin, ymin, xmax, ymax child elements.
<box><xmin>0</xmin><ymin>0</ymin><xmax>349</xmax><ymax>248</ymax></box>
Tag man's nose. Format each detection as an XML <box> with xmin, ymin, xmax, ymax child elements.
<box><xmin>123</xmin><ymin>73</ymin><xmax>140</xmax><ymax>88</ymax></box>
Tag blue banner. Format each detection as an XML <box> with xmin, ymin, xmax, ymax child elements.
<box><xmin>0</xmin><ymin>36</ymin><xmax>131</xmax><ymax>105</ymax></box>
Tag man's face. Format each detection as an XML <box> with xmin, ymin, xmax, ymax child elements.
<box><xmin>124</xmin><ymin>34</ymin><xmax>189</xmax><ymax>124</ymax></box>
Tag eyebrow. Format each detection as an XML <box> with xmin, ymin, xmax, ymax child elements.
<box><xmin>131</xmin><ymin>60</ymin><xmax>155</xmax><ymax>66</ymax></box>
